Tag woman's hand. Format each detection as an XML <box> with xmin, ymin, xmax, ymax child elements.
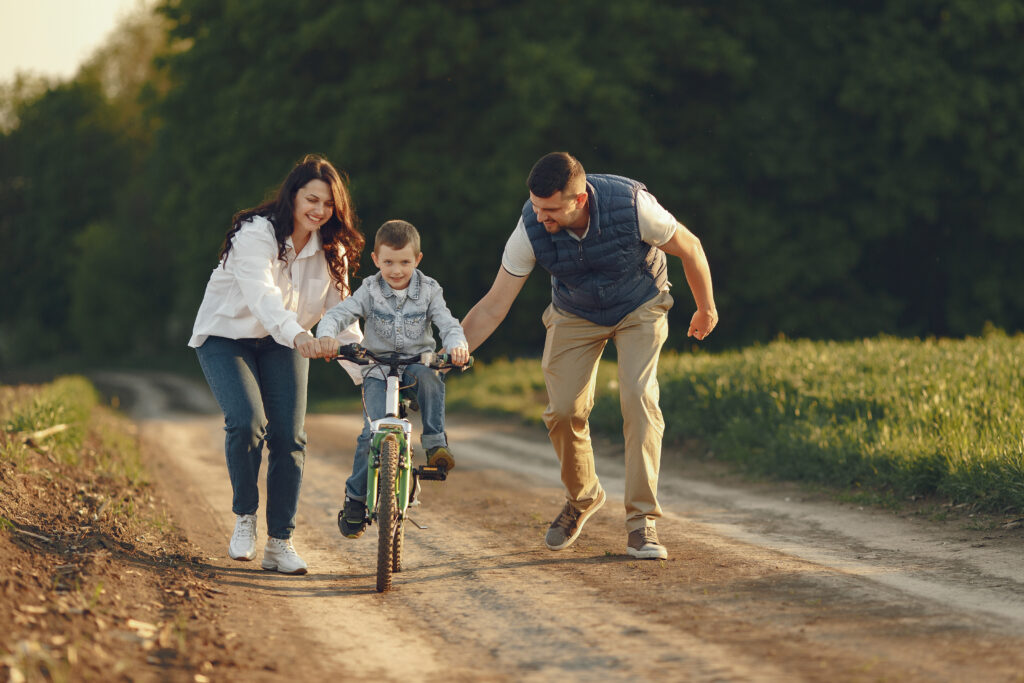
<box><xmin>294</xmin><ymin>331</ymin><xmax>319</xmax><ymax>358</ymax></box>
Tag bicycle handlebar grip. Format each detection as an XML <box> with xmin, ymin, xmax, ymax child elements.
<box><xmin>337</xmin><ymin>343</ymin><xmax>366</xmax><ymax>359</ymax></box>
<box><xmin>419</xmin><ymin>352</ymin><xmax>474</xmax><ymax>369</ymax></box>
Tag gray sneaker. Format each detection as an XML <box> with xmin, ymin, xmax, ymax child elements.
<box><xmin>627</xmin><ymin>526</ymin><xmax>668</xmax><ymax>560</ymax></box>
<box><xmin>544</xmin><ymin>488</ymin><xmax>606</xmax><ymax>551</ymax></box>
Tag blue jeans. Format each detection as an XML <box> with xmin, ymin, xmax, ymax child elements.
<box><xmin>195</xmin><ymin>336</ymin><xmax>308</xmax><ymax>539</ymax></box>
<box><xmin>347</xmin><ymin>364</ymin><xmax>447</xmax><ymax>501</ymax></box>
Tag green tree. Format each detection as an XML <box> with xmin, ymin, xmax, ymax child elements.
<box><xmin>7</xmin><ymin>0</ymin><xmax>1024</xmax><ymax>367</ymax></box>
<box><xmin>0</xmin><ymin>79</ymin><xmax>133</xmax><ymax>362</ymax></box>
<box><xmin>0</xmin><ymin>5</ymin><xmax>170</xmax><ymax>365</ymax></box>
<box><xmin>152</xmin><ymin>0</ymin><xmax>749</xmax><ymax>355</ymax></box>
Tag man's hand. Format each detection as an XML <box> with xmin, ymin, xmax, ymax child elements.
<box><xmin>687</xmin><ymin>309</ymin><xmax>718</xmax><ymax>340</ymax></box>
<box><xmin>659</xmin><ymin>224</ymin><xmax>717</xmax><ymax>342</ymax></box>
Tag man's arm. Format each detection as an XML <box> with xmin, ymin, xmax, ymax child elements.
<box><xmin>460</xmin><ymin>267</ymin><xmax>529</xmax><ymax>352</ymax></box>
<box><xmin>657</xmin><ymin>224</ymin><xmax>719</xmax><ymax>340</ymax></box>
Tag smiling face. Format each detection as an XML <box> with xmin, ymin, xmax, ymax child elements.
<box><xmin>371</xmin><ymin>242</ymin><xmax>423</xmax><ymax>290</ymax></box>
<box><xmin>529</xmin><ymin>189</ymin><xmax>589</xmax><ymax>234</ymax></box>
<box><xmin>291</xmin><ymin>179</ymin><xmax>334</xmax><ymax>238</ymax></box>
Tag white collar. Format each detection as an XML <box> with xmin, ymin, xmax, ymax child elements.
<box><xmin>285</xmin><ymin>230</ymin><xmax>323</xmax><ymax>258</ymax></box>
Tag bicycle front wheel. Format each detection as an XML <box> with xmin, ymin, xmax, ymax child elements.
<box><xmin>376</xmin><ymin>434</ymin><xmax>399</xmax><ymax>592</ymax></box>
<box><xmin>392</xmin><ymin>516</ymin><xmax>405</xmax><ymax>573</ymax></box>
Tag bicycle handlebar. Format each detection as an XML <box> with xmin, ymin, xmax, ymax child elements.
<box><xmin>330</xmin><ymin>343</ymin><xmax>473</xmax><ymax>372</ymax></box>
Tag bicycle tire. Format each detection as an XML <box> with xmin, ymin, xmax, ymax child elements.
<box><xmin>392</xmin><ymin>516</ymin><xmax>405</xmax><ymax>573</ymax></box>
<box><xmin>376</xmin><ymin>434</ymin><xmax>399</xmax><ymax>592</ymax></box>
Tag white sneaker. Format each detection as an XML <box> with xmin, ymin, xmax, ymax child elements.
<box><xmin>627</xmin><ymin>526</ymin><xmax>669</xmax><ymax>560</ymax></box>
<box><xmin>261</xmin><ymin>537</ymin><xmax>308</xmax><ymax>575</ymax></box>
<box><xmin>229</xmin><ymin>514</ymin><xmax>257</xmax><ymax>561</ymax></box>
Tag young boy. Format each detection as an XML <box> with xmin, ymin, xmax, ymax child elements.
<box><xmin>314</xmin><ymin>220</ymin><xmax>469</xmax><ymax>538</ymax></box>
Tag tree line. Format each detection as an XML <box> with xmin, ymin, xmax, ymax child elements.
<box><xmin>2</xmin><ymin>0</ymin><xmax>1023</xmax><ymax>369</ymax></box>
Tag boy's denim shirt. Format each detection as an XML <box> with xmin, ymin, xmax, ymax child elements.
<box><xmin>316</xmin><ymin>269</ymin><xmax>467</xmax><ymax>379</ymax></box>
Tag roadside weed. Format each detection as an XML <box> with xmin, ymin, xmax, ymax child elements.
<box><xmin>1</xmin><ymin>376</ymin><xmax>94</xmax><ymax>468</ymax></box>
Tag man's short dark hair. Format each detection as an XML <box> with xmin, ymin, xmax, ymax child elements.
<box><xmin>527</xmin><ymin>152</ymin><xmax>586</xmax><ymax>198</ymax></box>
<box><xmin>374</xmin><ymin>219</ymin><xmax>421</xmax><ymax>254</ymax></box>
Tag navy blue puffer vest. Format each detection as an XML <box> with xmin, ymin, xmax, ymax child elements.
<box><xmin>522</xmin><ymin>174</ymin><xmax>667</xmax><ymax>326</ymax></box>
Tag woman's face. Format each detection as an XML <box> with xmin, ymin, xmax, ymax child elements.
<box><xmin>292</xmin><ymin>179</ymin><xmax>334</xmax><ymax>236</ymax></box>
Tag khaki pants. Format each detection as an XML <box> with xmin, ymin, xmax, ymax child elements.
<box><xmin>540</xmin><ymin>291</ymin><xmax>673</xmax><ymax>532</ymax></box>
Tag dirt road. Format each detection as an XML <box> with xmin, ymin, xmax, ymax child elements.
<box><xmin>95</xmin><ymin>372</ymin><xmax>1024</xmax><ymax>682</ymax></box>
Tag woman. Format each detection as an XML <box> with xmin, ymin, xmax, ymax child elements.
<box><xmin>189</xmin><ymin>154</ymin><xmax>365</xmax><ymax>574</ymax></box>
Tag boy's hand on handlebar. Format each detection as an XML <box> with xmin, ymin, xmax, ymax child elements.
<box><xmin>449</xmin><ymin>346</ymin><xmax>469</xmax><ymax>366</ymax></box>
<box><xmin>313</xmin><ymin>336</ymin><xmax>340</xmax><ymax>359</ymax></box>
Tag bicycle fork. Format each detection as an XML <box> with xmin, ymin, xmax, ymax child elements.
<box><xmin>366</xmin><ymin>375</ymin><xmax>414</xmax><ymax>520</ymax></box>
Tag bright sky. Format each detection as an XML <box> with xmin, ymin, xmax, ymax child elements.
<box><xmin>0</xmin><ymin>0</ymin><xmax>150</xmax><ymax>82</ymax></box>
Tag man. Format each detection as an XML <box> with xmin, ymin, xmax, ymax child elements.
<box><xmin>461</xmin><ymin>152</ymin><xmax>718</xmax><ymax>560</ymax></box>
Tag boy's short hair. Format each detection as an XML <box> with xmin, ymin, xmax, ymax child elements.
<box><xmin>527</xmin><ymin>152</ymin><xmax>586</xmax><ymax>198</ymax></box>
<box><xmin>374</xmin><ymin>219</ymin><xmax>421</xmax><ymax>254</ymax></box>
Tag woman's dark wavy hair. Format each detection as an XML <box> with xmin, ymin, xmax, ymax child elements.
<box><xmin>219</xmin><ymin>154</ymin><xmax>365</xmax><ymax>294</ymax></box>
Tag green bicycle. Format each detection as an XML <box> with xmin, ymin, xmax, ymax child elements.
<box><xmin>330</xmin><ymin>344</ymin><xmax>471</xmax><ymax>592</ymax></box>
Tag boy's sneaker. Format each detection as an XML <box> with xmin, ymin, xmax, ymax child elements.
<box><xmin>544</xmin><ymin>488</ymin><xmax>606</xmax><ymax>551</ymax></box>
<box><xmin>627</xmin><ymin>526</ymin><xmax>668</xmax><ymax>560</ymax></box>
<box><xmin>261</xmin><ymin>537</ymin><xmax>308</xmax><ymax>574</ymax></box>
<box><xmin>426</xmin><ymin>445</ymin><xmax>455</xmax><ymax>471</ymax></box>
<box><xmin>228</xmin><ymin>513</ymin><xmax>257</xmax><ymax>561</ymax></box>
<box><xmin>338</xmin><ymin>497</ymin><xmax>368</xmax><ymax>538</ymax></box>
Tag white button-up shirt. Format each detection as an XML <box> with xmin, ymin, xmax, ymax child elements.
<box><xmin>189</xmin><ymin>216</ymin><xmax>362</xmax><ymax>370</ymax></box>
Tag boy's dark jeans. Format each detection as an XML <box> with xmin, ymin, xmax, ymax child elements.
<box><xmin>196</xmin><ymin>335</ymin><xmax>308</xmax><ymax>539</ymax></box>
<box><xmin>346</xmin><ymin>364</ymin><xmax>447</xmax><ymax>501</ymax></box>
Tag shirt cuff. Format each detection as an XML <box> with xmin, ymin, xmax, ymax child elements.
<box><xmin>281</xmin><ymin>321</ymin><xmax>307</xmax><ymax>348</ymax></box>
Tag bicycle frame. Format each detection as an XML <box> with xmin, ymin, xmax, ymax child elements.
<box><xmin>364</xmin><ymin>372</ymin><xmax>414</xmax><ymax>522</ymax></box>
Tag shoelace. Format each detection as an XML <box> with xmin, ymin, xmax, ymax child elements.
<box><xmin>235</xmin><ymin>516</ymin><xmax>255</xmax><ymax>540</ymax></box>
<box><xmin>636</xmin><ymin>528</ymin><xmax>659</xmax><ymax>546</ymax></box>
<box><xmin>553</xmin><ymin>504</ymin><xmax>582</xmax><ymax>531</ymax></box>
<box><xmin>271</xmin><ymin>538</ymin><xmax>299</xmax><ymax>555</ymax></box>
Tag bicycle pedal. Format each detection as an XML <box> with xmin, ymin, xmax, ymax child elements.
<box><xmin>414</xmin><ymin>465</ymin><xmax>448</xmax><ymax>481</ymax></box>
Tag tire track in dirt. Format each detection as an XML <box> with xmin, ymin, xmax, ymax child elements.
<box><xmin>465</xmin><ymin>430</ymin><xmax>1024</xmax><ymax>630</ymax></box>
<box><xmin>97</xmin><ymin>372</ymin><xmax>1024</xmax><ymax>681</ymax></box>
<box><xmin>298</xmin><ymin>425</ymin><xmax>786</xmax><ymax>682</ymax></box>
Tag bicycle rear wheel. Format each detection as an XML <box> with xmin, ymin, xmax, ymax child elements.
<box><xmin>376</xmin><ymin>435</ymin><xmax>399</xmax><ymax>592</ymax></box>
